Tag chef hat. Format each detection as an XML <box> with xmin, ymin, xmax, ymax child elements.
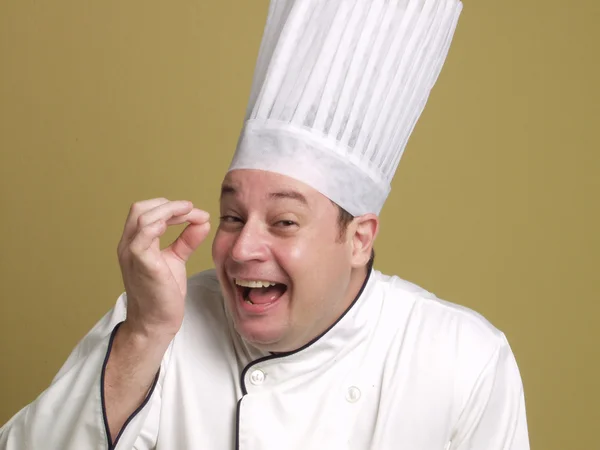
<box><xmin>229</xmin><ymin>0</ymin><xmax>463</xmax><ymax>216</ymax></box>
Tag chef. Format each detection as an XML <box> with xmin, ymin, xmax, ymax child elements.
<box><xmin>0</xmin><ymin>0</ymin><xmax>530</xmax><ymax>449</ymax></box>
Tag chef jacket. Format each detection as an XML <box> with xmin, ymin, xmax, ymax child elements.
<box><xmin>0</xmin><ymin>268</ymin><xmax>529</xmax><ymax>449</ymax></box>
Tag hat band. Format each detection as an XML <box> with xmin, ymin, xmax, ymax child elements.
<box><xmin>229</xmin><ymin>119</ymin><xmax>390</xmax><ymax>216</ymax></box>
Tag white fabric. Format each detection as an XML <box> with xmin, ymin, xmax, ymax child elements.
<box><xmin>229</xmin><ymin>0</ymin><xmax>464</xmax><ymax>216</ymax></box>
<box><xmin>0</xmin><ymin>269</ymin><xmax>529</xmax><ymax>449</ymax></box>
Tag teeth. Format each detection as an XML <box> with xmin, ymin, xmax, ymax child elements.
<box><xmin>235</xmin><ymin>279</ymin><xmax>278</xmax><ymax>288</ymax></box>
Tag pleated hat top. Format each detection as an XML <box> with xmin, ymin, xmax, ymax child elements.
<box><xmin>229</xmin><ymin>0</ymin><xmax>463</xmax><ymax>216</ymax></box>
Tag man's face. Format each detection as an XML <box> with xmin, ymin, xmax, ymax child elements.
<box><xmin>212</xmin><ymin>169</ymin><xmax>356</xmax><ymax>352</ymax></box>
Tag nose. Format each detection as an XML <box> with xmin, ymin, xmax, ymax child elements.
<box><xmin>230</xmin><ymin>219</ymin><xmax>269</xmax><ymax>263</ymax></box>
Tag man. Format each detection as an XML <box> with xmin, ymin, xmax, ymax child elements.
<box><xmin>0</xmin><ymin>0</ymin><xmax>530</xmax><ymax>449</ymax></box>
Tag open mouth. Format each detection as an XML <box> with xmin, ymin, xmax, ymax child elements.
<box><xmin>234</xmin><ymin>279</ymin><xmax>288</xmax><ymax>307</ymax></box>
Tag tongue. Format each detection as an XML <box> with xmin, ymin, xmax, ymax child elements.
<box><xmin>248</xmin><ymin>284</ymin><xmax>286</xmax><ymax>305</ymax></box>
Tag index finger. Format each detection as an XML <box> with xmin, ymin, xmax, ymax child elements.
<box><xmin>165</xmin><ymin>208</ymin><xmax>210</xmax><ymax>226</ymax></box>
<box><xmin>122</xmin><ymin>198</ymin><xmax>170</xmax><ymax>239</ymax></box>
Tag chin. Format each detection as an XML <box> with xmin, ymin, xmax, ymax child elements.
<box><xmin>234</xmin><ymin>320</ymin><xmax>288</xmax><ymax>350</ymax></box>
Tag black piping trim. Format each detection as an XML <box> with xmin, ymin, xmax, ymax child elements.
<box><xmin>235</xmin><ymin>257</ymin><xmax>374</xmax><ymax>450</ymax></box>
<box><xmin>239</xmin><ymin>258</ymin><xmax>374</xmax><ymax>394</ymax></box>
<box><xmin>235</xmin><ymin>398</ymin><xmax>243</xmax><ymax>450</ymax></box>
<box><xmin>101</xmin><ymin>322</ymin><xmax>161</xmax><ymax>450</ymax></box>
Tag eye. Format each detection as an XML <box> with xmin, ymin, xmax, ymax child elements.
<box><xmin>276</xmin><ymin>220</ymin><xmax>298</xmax><ymax>227</ymax></box>
<box><xmin>219</xmin><ymin>215</ymin><xmax>243</xmax><ymax>224</ymax></box>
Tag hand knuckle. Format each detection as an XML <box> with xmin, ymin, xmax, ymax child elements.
<box><xmin>137</xmin><ymin>214</ymin><xmax>150</xmax><ymax>228</ymax></box>
<box><xmin>129</xmin><ymin>201</ymin><xmax>141</xmax><ymax>214</ymax></box>
<box><xmin>127</xmin><ymin>242</ymin><xmax>139</xmax><ymax>256</ymax></box>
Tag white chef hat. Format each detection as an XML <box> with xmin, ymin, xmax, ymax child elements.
<box><xmin>229</xmin><ymin>0</ymin><xmax>463</xmax><ymax>216</ymax></box>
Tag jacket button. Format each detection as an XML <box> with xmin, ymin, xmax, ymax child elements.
<box><xmin>346</xmin><ymin>386</ymin><xmax>361</xmax><ymax>403</ymax></box>
<box><xmin>250</xmin><ymin>369</ymin><xmax>265</xmax><ymax>385</ymax></box>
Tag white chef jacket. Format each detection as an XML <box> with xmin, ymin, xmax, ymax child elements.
<box><xmin>0</xmin><ymin>268</ymin><xmax>529</xmax><ymax>449</ymax></box>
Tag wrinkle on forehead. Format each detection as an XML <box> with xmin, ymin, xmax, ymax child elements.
<box><xmin>220</xmin><ymin>184</ymin><xmax>310</xmax><ymax>211</ymax></box>
<box><xmin>220</xmin><ymin>170</ymin><xmax>320</xmax><ymax>210</ymax></box>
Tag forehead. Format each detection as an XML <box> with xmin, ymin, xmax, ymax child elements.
<box><xmin>220</xmin><ymin>169</ymin><xmax>326</xmax><ymax>206</ymax></box>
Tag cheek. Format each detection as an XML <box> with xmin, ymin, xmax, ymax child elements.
<box><xmin>274</xmin><ymin>238</ymin><xmax>315</xmax><ymax>269</ymax></box>
<box><xmin>279</xmin><ymin>236</ymin><xmax>347</xmax><ymax>285</ymax></box>
<box><xmin>211</xmin><ymin>230</ymin><xmax>231</xmax><ymax>266</ymax></box>
<box><xmin>286</xmin><ymin>226</ymin><xmax>339</xmax><ymax>262</ymax></box>
<box><xmin>284</xmin><ymin>244</ymin><xmax>304</xmax><ymax>261</ymax></box>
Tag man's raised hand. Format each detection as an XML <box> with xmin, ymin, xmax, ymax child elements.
<box><xmin>117</xmin><ymin>198</ymin><xmax>211</xmax><ymax>339</ymax></box>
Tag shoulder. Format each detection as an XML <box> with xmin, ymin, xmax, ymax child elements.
<box><xmin>368</xmin><ymin>271</ymin><xmax>525</xmax><ymax>431</ymax></box>
<box><xmin>371</xmin><ymin>270</ymin><xmax>508</xmax><ymax>386</ymax></box>
<box><xmin>374</xmin><ymin>270</ymin><xmax>504</xmax><ymax>345</ymax></box>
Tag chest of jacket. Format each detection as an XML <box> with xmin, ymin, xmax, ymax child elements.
<box><xmin>155</xmin><ymin>318</ymin><xmax>455</xmax><ymax>449</ymax></box>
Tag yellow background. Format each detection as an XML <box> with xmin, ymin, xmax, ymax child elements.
<box><xmin>1</xmin><ymin>1</ymin><xmax>598</xmax><ymax>448</ymax></box>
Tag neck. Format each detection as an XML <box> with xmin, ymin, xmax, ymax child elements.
<box><xmin>346</xmin><ymin>263</ymin><xmax>370</xmax><ymax>306</ymax></box>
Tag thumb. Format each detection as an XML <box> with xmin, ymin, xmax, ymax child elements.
<box><xmin>166</xmin><ymin>221</ymin><xmax>211</xmax><ymax>263</ymax></box>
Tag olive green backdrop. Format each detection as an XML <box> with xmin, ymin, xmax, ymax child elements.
<box><xmin>1</xmin><ymin>1</ymin><xmax>598</xmax><ymax>448</ymax></box>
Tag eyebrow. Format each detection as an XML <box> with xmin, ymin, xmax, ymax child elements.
<box><xmin>268</xmin><ymin>190</ymin><xmax>308</xmax><ymax>205</ymax></box>
<box><xmin>220</xmin><ymin>184</ymin><xmax>308</xmax><ymax>206</ymax></box>
<box><xmin>220</xmin><ymin>184</ymin><xmax>236</xmax><ymax>199</ymax></box>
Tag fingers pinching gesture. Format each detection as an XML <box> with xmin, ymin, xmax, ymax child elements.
<box><xmin>117</xmin><ymin>198</ymin><xmax>211</xmax><ymax>339</ymax></box>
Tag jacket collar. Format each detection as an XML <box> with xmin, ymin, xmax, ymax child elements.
<box><xmin>230</xmin><ymin>264</ymin><xmax>380</xmax><ymax>388</ymax></box>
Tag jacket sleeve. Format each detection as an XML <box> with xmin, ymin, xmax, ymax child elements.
<box><xmin>450</xmin><ymin>335</ymin><xmax>530</xmax><ymax>450</ymax></box>
<box><xmin>0</xmin><ymin>293</ymin><xmax>166</xmax><ymax>450</ymax></box>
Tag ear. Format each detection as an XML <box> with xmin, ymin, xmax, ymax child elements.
<box><xmin>348</xmin><ymin>214</ymin><xmax>379</xmax><ymax>268</ymax></box>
